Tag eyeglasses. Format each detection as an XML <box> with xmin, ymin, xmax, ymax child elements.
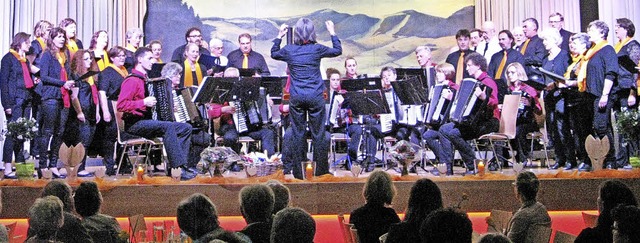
<box><xmin>116</xmin><ymin>54</ymin><xmax>126</xmax><ymax>58</ymax></box>
<box><xmin>188</xmin><ymin>35</ymin><xmax>202</xmax><ymax>38</ymax></box>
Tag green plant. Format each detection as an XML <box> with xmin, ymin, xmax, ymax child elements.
<box><xmin>615</xmin><ymin>109</ymin><xmax>640</xmax><ymax>141</ymax></box>
<box><xmin>6</xmin><ymin>117</ymin><xmax>38</xmax><ymax>141</ymax></box>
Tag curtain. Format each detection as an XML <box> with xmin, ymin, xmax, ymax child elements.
<box><xmin>475</xmin><ymin>0</ymin><xmax>581</xmax><ymax>34</ymax></box>
<box><xmin>0</xmin><ymin>0</ymin><xmax>146</xmax><ymax>56</ymax></box>
<box><xmin>598</xmin><ymin>0</ymin><xmax>640</xmax><ymax>44</ymax></box>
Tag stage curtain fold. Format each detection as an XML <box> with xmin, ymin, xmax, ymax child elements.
<box><xmin>474</xmin><ymin>0</ymin><xmax>581</xmax><ymax>34</ymax></box>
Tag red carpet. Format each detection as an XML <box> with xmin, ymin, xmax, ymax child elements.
<box><xmin>1</xmin><ymin>211</ymin><xmax>593</xmax><ymax>243</ymax></box>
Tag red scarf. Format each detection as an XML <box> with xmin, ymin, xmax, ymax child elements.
<box><xmin>86</xmin><ymin>76</ymin><xmax>99</xmax><ymax>105</ymax></box>
<box><xmin>57</xmin><ymin>52</ymin><xmax>71</xmax><ymax>108</ymax></box>
<box><xmin>9</xmin><ymin>50</ymin><xmax>34</xmax><ymax>88</ymax></box>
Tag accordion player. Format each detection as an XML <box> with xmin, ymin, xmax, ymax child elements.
<box><xmin>146</xmin><ymin>77</ymin><xmax>205</xmax><ymax>128</ymax></box>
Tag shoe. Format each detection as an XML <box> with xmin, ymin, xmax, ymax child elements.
<box><xmin>50</xmin><ymin>168</ymin><xmax>66</xmax><ymax>179</ymax></box>
<box><xmin>180</xmin><ymin>167</ymin><xmax>196</xmax><ymax>181</ymax></box>
<box><xmin>106</xmin><ymin>167</ymin><xmax>116</xmax><ymax>176</ymax></box>
<box><xmin>187</xmin><ymin>167</ymin><xmax>200</xmax><ymax>174</ymax></box>
<box><xmin>577</xmin><ymin>163</ymin><xmax>591</xmax><ymax>172</ymax></box>
<box><xmin>3</xmin><ymin>172</ymin><xmax>16</xmax><ymax>179</ymax></box>
<box><xmin>622</xmin><ymin>164</ymin><xmax>633</xmax><ymax>170</ymax></box>
<box><xmin>464</xmin><ymin>170</ymin><xmax>476</xmax><ymax>176</ymax></box>
<box><xmin>77</xmin><ymin>170</ymin><xmax>93</xmax><ymax>177</ymax></box>
<box><xmin>228</xmin><ymin>162</ymin><xmax>242</xmax><ymax>172</ymax></box>
<box><xmin>549</xmin><ymin>163</ymin><xmax>560</xmax><ymax>170</ymax></box>
<box><xmin>430</xmin><ymin>168</ymin><xmax>440</xmax><ymax>176</ymax></box>
<box><xmin>409</xmin><ymin>167</ymin><xmax>417</xmax><ymax>174</ymax></box>
<box><xmin>364</xmin><ymin>163</ymin><xmax>374</xmax><ymax>172</ymax></box>
<box><xmin>564</xmin><ymin>163</ymin><xmax>574</xmax><ymax>170</ymax></box>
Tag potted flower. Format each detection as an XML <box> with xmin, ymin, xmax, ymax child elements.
<box><xmin>614</xmin><ymin>108</ymin><xmax>640</xmax><ymax>168</ymax></box>
<box><xmin>199</xmin><ymin>146</ymin><xmax>243</xmax><ymax>177</ymax></box>
<box><xmin>5</xmin><ymin>117</ymin><xmax>38</xmax><ymax>179</ymax></box>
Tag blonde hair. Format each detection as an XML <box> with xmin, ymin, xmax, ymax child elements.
<box><xmin>505</xmin><ymin>62</ymin><xmax>528</xmax><ymax>86</ymax></box>
<box><xmin>435</xmin><ymin>63</ymin><xmax>455</xmax><ymax>82</ymax></box>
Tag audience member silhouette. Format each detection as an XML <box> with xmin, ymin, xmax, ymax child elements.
<box><xmin>265</xmin><ymin>180</ymin><xmax>291</xmax><ymax>214</ymax></box>
<box><xmin>420</xmin><ymin>207</ymin><xmax>473</xmax><ymax>243</ymax></box>
<box><xmin>26</xmin><ymin>196</ymin><xmax>65</xmax><ymax>242</ymax></box>
<box><xmin>504</xmin><ymin>171</ymin><xmax>551</xmax><ymax>243</ymax></box>
<box><xmin>73</xmin><ymin>181</ymin><xmax>122</xmax><ymax>242</ymax></box>
<box><xmin>386</xmin><ymin>178</ymin><xmax>443</xmax><ymax>243</ymax></box>
<box><xmin>270</xmin><ymin>207</ymin><xmax>316</xmax><ymax>243</ymax></box>
<box><xmin>349</xmin><ymin>170</ymin><xmax>400</xmax><ymax>243</ymax></box>
<box><xmin>238</xmin><ymin>184</ymin><xmax>275</xmax><ymax>243</ymax></box>
<box><xmin>611</xmin><ymin>205</ymin><xmax>640</xmax><ymax>243</ymax></box>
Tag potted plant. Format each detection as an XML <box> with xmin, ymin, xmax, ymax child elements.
<box><xmin>614</xmin><ymin>108</ymin><xmax>640</xmax><ymax>168</ymax></box>
<box><xmin>5</xmin><ymin>117</ymin><xmax>38</xmax><ymax>179</ymax></box>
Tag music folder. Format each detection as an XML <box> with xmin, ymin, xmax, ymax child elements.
<box><xmin>192</xmin><ymin>76</ymin><xmax>235</xmax><ymax>104</ymax></box>
<box><xmin>536</xmin><ymin>67</ymin><xmax>568</xmax><ymax>82</ymax></box>
<box><xmin>390</xmin><ymin>77</ymin><xmax>429</xmax><ymax>105</ymax></box>
<box><xmin>148</xmin><ymin>63</ymin><xmax>166</xmax><ymax>79</ymax></box>
<box><xmin>199</xmin><ymin>54</ymin><xmax>226</xmax><ymax>72</ymax></box>
<box><xmin>77</xmin><ymin>70</ymin><xmax>100</xmax><ymax>81</ymax></box>
<box><xmin>619</xmin><ymin>55</ymin><xmax>638</xmax><ymax>74</ymax></box>
<box><xmin>343</xmin><ymin>90</ymin><xmax>390</xmax><ymax>116</ymax></box>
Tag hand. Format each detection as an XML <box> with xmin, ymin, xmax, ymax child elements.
<box><xmin>281</xmin><ymin>104</ymin><xmax>290</xmax><ymax>113</ymax></box>
<box><xmin>325</xmin><ymin>20</ymin><xmax>336</xmax><ymax>36</ymax></box>
<box><xmin>221</xmin><ymin>105</ymin><xmax>236</xmax><ymax>114</ymax></box>
<box><xmin>213</xmin><ymin>72</ymin><xmax>224</xmax><ymax>77</ymax></box>
<box><xmin>63</xmin><ymin>80</ymin><xmax>75</xmax><ymax>90</ymax></box>
<box><xmin>77</xmin><ymin>112</ymin><xmax>86</xmax><ymax>123</ymax></box>
<box><xmin>474</xmin><ymin>86</ymin><xmax>487</xmax><ymax>100</ymax></box>
<box><xmin>34</xmin><ymin>77</ymin><xmax>41</xmax><ymax>84</ymax></box>
<box><xmin>206</xmin><ymin>68</ymin><xmax>214</xmax><ymax>76</ymax></box>
<box><xmin>143</xmin><ymin>96</ymin><xmax>157</xmax><ymax>107</ymax></box>
<box><xmin>557</xmin><ymin>82</ymin><xmax>568</xmax><ymax>88</ymax></box>
<box><xmin>278</xmin><ymin>24</ymin><xmax>289</xmax><ymax>39</ymax></box>
<box><xmin>629</xmin><ymin>94</ymin><xmax>637</xmax><ymax>107</ymax></box>
<box><xmin>102</xmin><ymin>110</ymin><xmax>111</xmax><ymax>122</ymax></box>
<box><xmin>200</xmin><ymin>41</ymin><xmax>209</xmax><ymax>49</ymax></box>
<box><xmin>4</xmin><ymin>108</ymin><xmax>11</xmax><ymax>115</ymax></box>
<box><xmin>267</xmin><ymin>97</ymin><xmax>274</xmax><ymax>106</ymax></box>
<box><xmin>443</xmin><ymin>89</ymin><xmax>453</xmax><ymax>100</ymax></box>
<box><xmin>599</xmin><ymin>95</ymin><xmax>608</xmax><ymax>109</ymax></box>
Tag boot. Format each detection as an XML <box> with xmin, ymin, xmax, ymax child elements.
<box><xmin>446</xmin><ymin>163</ymin><xmax>453</xmax><ymax>176</ymax></box>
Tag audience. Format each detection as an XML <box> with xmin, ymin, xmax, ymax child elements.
<box><xmin>386</xmin><ymin>178</ymin><xmax>443</xmax><ymax>243</ymax></box>
<box><xmin>176</xmin><ymin>193</ymin><xmax>247</xmax><ymax>242</ymax></box>
<box><xmin>265</xmin><ymin>180</ymin><xmax>291</xmax><ymax>214</ymax></box>
<box><xmin>349</xmin><ymin>170</ymin><xmax>400</xmax><ymax>243</ymax></box>
<box><xmin>504</xmin><ymin>171</ymin><xmax>551</xmax><ymax>243</ymax></box>
<box><xmin>238</xmin><ymin>184</ymin><xmax>275</xmax><ymax>243</ymax></box>
<box><xmin>28</xmin><ymin>180</ymin><xmax>93</xmax><ymax>243</ymax></box>
<box><xmin>73</xmin><ymin>181</ymin><xmax>122</xmax><ymax>242</ymax></box>
<box><xmin>611</xmin><ymin>205</ymin><xmax>640</xmax><ymax>243</ymax></box>
<box><xmin>576</xmin><ymin>180</ymin><xmax>638</xmax><ymax>243</ymax></box>
<box><xmin>26</xmin><ymin>196</ymin><xmax>65</xmax><ymax>242</ymax></box>
<box><xmin>420</xmin><ymin>207</ymin><xmax>473</xmax><ymax>243</ymax></box>
<box><xmin>271</xmin><ymin>207</ymin><xmax>316</xmax><ymax>243</ymax></box>
<box><xmin>478</xmin><ymin>233</ymin><xmax>513</xmax><ymax>243</ymax></box>
<box><xmin>0</xmin><ymin>189</ymin><xmax>7</xmax><ymax>242</ymax></box>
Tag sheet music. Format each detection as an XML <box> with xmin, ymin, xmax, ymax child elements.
<box><xmin>380</xmin><ymin>91</ymin><xmax>396</xmax><ymax>133</ymax></box>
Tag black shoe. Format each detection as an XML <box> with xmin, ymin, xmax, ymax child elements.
<box><xmin>578</xmin><ymin>163</ymin><xmax>591</xmax><ymax>172</ymax></box>
<box><xmin>364</xmin><ymin>163</ymin><xmax>374</xmax><ymax>172</ymax></box>
<box><xmin>409</xmin><ymin>167</ymin><xmax>417</xmax><ymax>174</ymax></box>
<box><xmin>3</xmin><ymin>172</ymin><xmax>17</xmax><ymax>179</ymax></box>
<box><xmin>563</xmin><ymin>163</ymin><xmax>574</xmax><ymax>170</ymax></box>
<box><xmin>228</xmin><ymin>162</ymin><xmax>242</xmax><ymax>172</ymax></box>
<box><xmin>180</xmin><ymin>167</ymin><xmax>196</xmax><ymax>180</ymax></box>
<box><xmin>549</xmin><ymin>163</ymin><xmax>560</xmax><ymax>170</ymax></box>
<box><xmin>605</xmin><ymin>163</ymin><xmax>616</xmax><ymax>170</ymax></box>
<box><xmin>106</xmin><ymin>167</ymin><xmax>116</xmax><ymax>176</ymax></box>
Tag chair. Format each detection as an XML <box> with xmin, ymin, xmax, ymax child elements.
<box><xmin>581</xmin><ymin>211</ymin><xmax>598</xmax><ymax>228</ymax></box>
<box><xmin>487</xmin><ymin>209</ymin><xmax>513</xmax><ymax>234</ymax></box>
<box><xmin>526</xmin><ymin>91</ymin><xmax>549</xmax><ymax>167</ymax></box>
<box><xmin>331</xmin><ymin>132</ymin><xmax>351</xmax><ymax>167</ymax></box>
<box><xmin>476</xmin><ymin>94</ymin><xmax>521</xmax><ymax>172</ymax></box>
<box><xmin>5</xmin><ymin>221</ymin><xmax>19</xmax><ymax>241</ymax></box>
<box><xmin>128</xmin><ymin>214</ymin><xmax>148</xmax><ymax>243</ymax></box>
<box><xmin>338</xmin><ymin>214</ymin><xmax>354</xmax><ymax>243</ymax></box>
<box><xmin>525</xmin><ymin>225</ymin><xmax>552</xmax><ymax>243</ymax></box>
<box><xmin>112</xmin><ymin>101</ymin><xmax>164</xmax><ymax>175</ymax></box>
<box><xmin>212</xmin><ymin>118</ymin><xmax>260</xmax><ymax>155</ymax></box>
<box><xmin>553</xmin><ymin>230</ymin><xmax>577</xmax><ymax>243</ymax></box>
<box><xmin>379</xmin><ymin>232</ymin><xmax>388</xmax><ymax>243</ymax></box>
<box><xmin>350</xmin><ymin>226</ymin><xmax>360</xmax><ymax>243</ymax></box>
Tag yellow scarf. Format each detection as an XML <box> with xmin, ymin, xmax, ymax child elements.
<box><xmin>108</xmin><ymin>64</ymin><xmax>128</xmax><ymax>78</ymax></box>
<box><xmin>86</xmin><ymin>75</ymin><xmax>95</xmax><ymax>85</ymax></box>
<box><xmin>56</xmin><ymin>51</ymin><xmax>67</xmax><ymax>67</ymax></box>
<box><xmin>96</xmin><ymin>51</ymin><xmax>111</xmax><ymax>71</ymax></box>
<box><xmin>156</xmin><ymin>58</ymin><xmax>163</xmax><ymax>64</ymax></box>
<box><xmin>575</xmin><ymin>40</ymin><xmax>609</xmax><ymax>92</ymax></box>
<box><xmin>565</xmin><ymin>53</ymin><xmax>585</xmax><ymax>91</ymax></box>
<box><xmin>126</xmin><ymin>44</ymin><xmax>137</xmax><ymax>53</ymax></box>
<box><xmin>183</xmin><ymin>60</ymin><xmax>203</xmax><ymax>87</ymax></box>
<box><xmin>614</xmin><ymin>37</ymin><xmax>632</xmax><ymax>53</ymax></box>
<box><xmin>66</xmin><ymin>39</ymin><xmax>79</xmax><ymax>57</ymax></box>
<box><xmin>36</xmin><ymin>37</ymin><xmax>46</xmax><ymax>50</ymax></box>
<box><xmin>9</xmin><ymin>49</ymin><xmax>26</xmax><ymax>62</ymax></box>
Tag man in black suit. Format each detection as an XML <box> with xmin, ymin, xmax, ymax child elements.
<box><xmin>227</xmin><ymin>33</ymin><xmax>270</xmax><ymax>76</ymax></box>
<box><xmin>487</xmin><ymin>30</ymin><xmax>525</xmax><ymax>102</ymax></box>
<box><xmin>446</xmin><ymin>29</ymin><xmax>474</xmax><ymax>85</ymax></box>
<box><xmin>171</xmin><ymin>27</ymin><xmax>211</xmax><ymax>64</ymax></box>
<box><xmin>549</xmin><ymin>13</ymin><xmax>573</xmax><ymax>52</ymax></box>
<box><xmin>521</xmin><ymin>18</ymin><xmax>546</xmax><ymax>78</ymax></box>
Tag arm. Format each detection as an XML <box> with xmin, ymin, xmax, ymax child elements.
<box><xmin>39</xmin><ymin>52</ymin><xmax>68</xmax><ymax>87</ymax></box>
<box><xmin>270</xmin><ymin>38</ymin><xmax>287</xmax><ymax>61</ymax></box>
<box><xmin>320</xmin><ymin>21</ymin><xmax>342</xmax><ymax>58</ymax></box>
<box><xmin>506</xmin><ymin>214</ymin><xmax>529</xmax><ymax>243</ymax></box>
<box><xmin>0</xmin><ymin>55</ymin><xmax>12</xmax><ymax>110</ymax></box>
<box><xmin>99</xmin><ymin>91</ymin><xmax>111</xmax><ymax>122</ymax></box>
<box><xmin>599</xmin><ymin>48</ymin><xmax>620</xmax><ymax>108</ymax></box>
<box><xmin>116</xmin><ymin>78</ymin><xmax>147</xmax><ymax>113</ymax></box>
<box><xmin>70</xmin><ymin>87</ymin><xmax>85</xmax><ymax>122</ymax></box>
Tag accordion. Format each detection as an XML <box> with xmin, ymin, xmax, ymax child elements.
<box><xmin>230</xmin><ymin>87</ymin><xmax>272</xmax><ymax>133</ymax></box>
<box><xmin>146</xmin><ymin>78</ymin><xmax>204</xmax><ymax>127</ymax></box>
<box><xmin>449</xmin><ymin>78</ymin><xmax>491</xmax><ymax>127</ymax></box>
<box><xmin>424</xmin><ymin>84</ymin><xmax>455</xmax><ymax>126</ymax></box>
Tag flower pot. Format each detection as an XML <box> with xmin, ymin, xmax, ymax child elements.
<box><xmin>630</xmin><ymin>157</ymin><xmax>640</xmax><ymax>168</ymax></box>
<box><xmin>16</xmin><ymin>163</ymin><xmax>35</xmax><ymax>180</ymax></box>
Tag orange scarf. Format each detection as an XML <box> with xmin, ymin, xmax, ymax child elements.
<box><xmin>66</xmin><ymin>39</ymin><xmax>79</xmax><ymax>57</ymax></box>
<box><xmin>95</xmin><ymin>51</ymin><xmax>111</xmax><ymax>71</ymax></box>
<box><xmin>9</xmin><ymin>49</ymin><xmax>34</xmax><ymax>89</ymax></box>
<box><xmin>576</xmin><ymin>40</ymin><xmax>610</xmax><ymax>92</ymax></box>
<box><xmin>57</xmin><ymin>51</ymin><xmax>71</xmax><ymax>108</ymax></box>
<box><xmin>565</xmin><ymin>53</ymin><xmax>584</xmax><ymax>90</ymax></box>
<box><xmin>108</xmin><ymin>64</ymin><xmax>128</xmax><ymax>78</ymax></box>
<box><xmin>183</xmin><ymin>59</ymin><xmax>203</xmax><ymax>87</ymax></box>
<box><xmin>125</xmin><ymin>44</ymin><xmax>137</xmax><ymax>53</ymax></box>
<box><xmin>36</xmin><ymin>37</ymin><xmax>46</xmax><ymax>50</ymax></box>
<box><xmin>614</xmin><ymin>37</ymin><xmax>632</xmax><ymax>53</ymax></box>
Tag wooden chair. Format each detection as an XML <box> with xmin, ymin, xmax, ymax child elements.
<box><xmin>476</xmin><ymin>94</ymin><xmax>521</xmax><ymax>171</ymax></box>
<box><xmin>128</xmin><ymin>214</ymin><xmax>147</xmax><ymax>243</ymax></box>
<box><xmin>5</xmin><ymin>221</ymin><xmax>19</xmax><ymax>241</ymax></box>
<box><xmin>112</xmin><ymin>101</ymin><xmax>164</xmax><ymax>175</ymax></box>
<box><xmin>338</xmin><ymin>214</ymin><xmax>353</xmax><ymax>243</ymax></box>
<box><xmin>526</xmin><ymin>92</ymin><xmax>549</xmax><ymax>167</ymax></box>
<box><xmin>487</xmin><ymin>209</ymin><xmax>513</xmax><ymax>234</ymax></box>
<box><xmin>525</xmin><ymin>224</ymin><xmax>552</xmax><ymax>243</ymax></box>
<box><xmin>582</xmin><ymin>211</ymin><xmax>598</xmax><ymax>228</ymax></box>
<box><xmin>553</xmin><ymin>229</ymin><xmax>577</xmax><ymax>243</ymax></box>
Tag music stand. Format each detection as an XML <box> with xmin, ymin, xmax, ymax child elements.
<box><xmin>260</xmin><ymin>76</ymin><xmax>286</xmax><ymax>97</ymax></box>
<box><xmin>239</xmin><ymin>68</ymin><xmax>259</xmax><ymax>77</ymax></box>
<box><xmin>192</xmin><ymin>76</ymin><xmax>237</xmax><ymax>104</ymax></box>
<box><xmin>340</xmin><ymin>77</ymin><xmax>383</xmax><ymax>92</ymax></box>
<box><xmin>231</xmin><ymin>77</ymin><xmax>261</xmax><ymax>102</ymax></box>
<box><xmin>148</xmin><ymin>63</ymin><xmax>166</xmax><ymax>79</ymax></box>
<box><xmin>396</xmin><ymin>67</ymin><xmax>431</xmax><ymax>89</ymax></box>
<box><xmin>390</xmin><ymin>77</ymin><xmax>429</xmax><ymax>105</ymax></box>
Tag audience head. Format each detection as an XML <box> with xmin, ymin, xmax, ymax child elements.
<box><xmin>177</xmin><ymin>193</ymin><xmax>220</xmax><ymax>240</ymax></box>
<box><xmin>455</xmin><ymin>29</ymin><xmax>471</xmax><ymax>50</ymax></box>
<box><xmin>125</xmin><ymin>28</ymin><xmax>143</xmax><ymax>48</ymax></box>
<box><xmin>505</xmin><ymin>62</ymin><xmax>528</xmax><ymax>85</ymax></box>
<box><xmin>33</xmin><ymin>20</ymin><xmax>53</xmax><ymax>39</ymax></box>
<box><xmin>41</xmin><ymin>180</ymin><xmax>74</xmax><ymax>213</ymax></box>
<box><xmin>615</xmin><ymin>18</ymin><xmax>635</xmax><ymax>40</ymax></box>
<box><xmin>197</xmin><ymin>229</ymin><xmax>244</xmax><ymax>243</ymax></box>
<box><xmin>89</xmin><ymin>30</ymin><xmax>109</xmax><ymax>51</ymax></box>
<box><xmin>224</xmin><ymin>67</ymin><xmax>240</xmax><ymax>77</ymax></box>
<box><xmin>363</xmin><ymin>170</ymin><xmax>396</xmax><ymax>206</ymax></box>
<box><xmin>133</xmin><ymin>46</ymin><xmax>154</xmax><ymax>70</ymax></box>
<box><xmin>239</xmin><ymin>184</ymin><xmax>275</xmax><ymax>223</ymax></box>
<box><xmin>435</xmin><ymin>63</ymin><xmax>455</xmax><ymax>83</ymax></box>
<box><xmin>29</xmin><ymin>195</ymin><xmax>64</xmax><ymax>240</ymax></box>
<box><xmin>271</xmin><ymin>207</ymin><xmax>316</xmax><ymax>243</ymax></box>
<box><xmin>209</xmin><ymin>38</ymin><xmax>224</xmax><ymax>57</ymax></box>
<box><xmin>415</xmin><ymin>45</ymin><xmax>432</xmax><ymax>67</ymax></box>
<box><xmin>597</xmin><ymin>180</ymin><xmax>638</xmax><ymax>229</ymax></box>
<box><xmin>294</xmin><ymin>18</ymin><xmax>317</xmax><ymax>45</ymax></box>
<box><xmin>108</xmin><ymin>46</ymin><xmax>127</xmax><ymax>66</ymax></box>
<box><xmin>47</xmin><ymin>27</ymin><xmax>67</xmax><ymax>53</ymax></box>
<box><xmin>73</xmin><ymin>181</ymin><xmax>102</xmax><ymax>218</ymax></box>
<box><xmin>10</xmin><ymin>32</ymin><xmax>31</xmax><ymax>52</ymax></box>
<box><xmin>569</xmin><ymin>33</ymin><xmax>591</xmax><ymax>55</ymax></box>
<box><xmin>548</xmin><ymin>12</ymin><xmax>565</xmax><ymax>30</ymax></box>
<box><xmin>478</xmin><ymin>233</ymin><xmax>513</xmax><ymax>243</ymax></box>
<box><xmin>238</xmin><ymin>33</ymin><xmax>253</xmax><ymax>54</ymax></box>
<box><xmin>539</xmin><ymin>28</ymin><xmax>562</xmax><ymax>51</ymax></box>
<box><xmin>511</xmin><ymin>26</ymin><xmax>526</xmax><ymax>44</ymax></box>
<box><xmin>497</xmin><ymin>30</ymin><xmax>515</xmax><ymax>50</ymax></box>
<box><xmin>344</xmin><ymin>56</ymin><xmax>358</xmax><ymax>78</ymax></box>
<box><xmin>588</xmin><ymin>20</ymin><xmax>609</xmax><ymax>41</ymax></box>
<box><xmin>611</xmin><ymin>205</ymin><xmax>640</xmax><ymax>243</ymax></box>
<box><xmin>185</xmin><ymin>27</ymin><xmax>204</xmax><ymax>45</ymax></box>
<box><xmin>465</xmin><ymin>52</ymin><xmax>488</xmax><ymax>77</ymax></box>
<box><xmin>265</xmin><ymin>180</ymin><xmax>291</xmax><ymax>214</ymax></box>
<box><xmin>514</xmin><ymin>171</ymin><xmax>540</xmax><ymax>202</ymax></box>
<box><xmin>420</xmin><ymin>207</ymin><xmax>473</xmax><ymax>243</ymax></box>
<box><xmin>522</xmin><ymin>18</ymin><xmax>539</xmax><ymax>38</ymax></box>
<box><xmin>148</xmin><ymin>40</ymin><xmax>163</xmax><ymax>60</ymax></box>
<box><xmin>404</xmin><ymin>179</ymin><xmax>443</xmax><ymax>227</ymax></box>
<box><xmin>58</xmin><ymin>18</ymin><xmax>77</xmax><ymax>40</ymax></box>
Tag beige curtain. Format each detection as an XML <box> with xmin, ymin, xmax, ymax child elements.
<box><xmin>475</xmin><ymin>0</ymin><xmax>581</xmax><ymax>34</ymax></box>
<box><xmin>0</xmin><ymin>0</ymin><xmax>146</xmax><ymax>56</ymax></box>
<box><xmin>598</xmin><ymin>0</ymin><xmax>640</xmax><ymax>44</ymax></box>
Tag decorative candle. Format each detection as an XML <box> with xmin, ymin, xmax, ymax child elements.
<box><xmin>477</xmin><ymin>161</ymin><xmax>485</xmax><ymax>176</ymax></box>
<box><xmin>137</xmin><ymin>165</ymin><xmax>144</xmax><ymax>181</ymax></box>
<box><xmin>305</xmin><ymin>163</ymin><xmax>313</xmax><ymax>180</ymax></box>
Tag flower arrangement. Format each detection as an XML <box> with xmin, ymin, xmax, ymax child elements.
<box><xmin>6</xmin><ymin>117</ymin><xmax>38</xmax><ymax>141</ymax></box>
<box><xmin>200</xmin><ymin>146</ymin><xmax>244</xmax><ymax>176</ymax></box>
<box><xmin>388</xmin><ymin>140</ymin><xmax>423</xmax><ymax>175</ymax></box>
<box><xmin>243</xmin><ymin>152</ymin><xmax>282</xmax><ymax>177</ymax></box>
<box><xmin>615</xmin><ymin>108</ymin><xmax>640</xmax><ymax>141</ymax></box>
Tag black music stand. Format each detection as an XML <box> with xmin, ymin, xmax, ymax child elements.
<box><xmin>260</xmin><ymin>76</ymin><xmax>286</xmax><ymax>104</ymax></box>
<box><xmin>148</xmin><ymin>63</ymin><xmax>166</xmax><ymax>79</ymax></box>
<box><xmin>199</xmin><ymin>54</ymin><xmax>226</xmax><ymax>73</ymax></box>
<box><xmin>390</xmin><ymin>77</ymin><xmax>429</xmax><ymax>105</ymax></box>
<box><xmin>192</xmin><ymin>77</ymin><xmax>237</xmax><ymax>104</ymax></box>
<box><xmin>239</xmin><ymin>68</ymin><xmax>260</xmax><ymax>77</ymax></box>
<box><xmin>396</xmin><ymin>67</ymin><xmax>432</xmax><ymax>89</ymax></box>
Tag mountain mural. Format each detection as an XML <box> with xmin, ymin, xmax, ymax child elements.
<box><xmin>146</xmin><ymin>0</ymin><xmax>475</xmax><ymax>76</ymax></box>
